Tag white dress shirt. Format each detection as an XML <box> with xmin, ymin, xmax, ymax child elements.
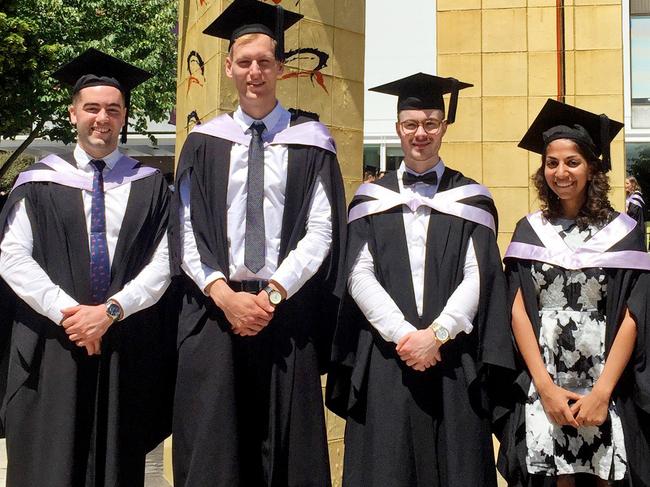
<box><xmin>0</xmin><ymin>145</ymin><xmax>171</xmax><ymax>325</ymax></box>
<box><xmin>180</xmin><ymin>102</ymin><xmax>333</xmax><ymax>299</ymax></box>
<box><xmin>348</xmin><ymin>160</ymin><xmax>480</xmax><ymax>344</ymax></box>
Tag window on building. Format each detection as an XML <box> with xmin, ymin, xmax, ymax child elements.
<box><xmin>631</xmin><ymin>1</ymin><xmax>650</xmax><ymax>128</ymax></box>
<box><xmin>362</xmin><ymin>143</ymin><xmax>403</xmax><ymax>177</ymax></box>
<box><xmin>363</xmin><ymin>145</ymin><xmax>380</xmax><ymax>173</ymax></box>
<box><xmin>386</xmin><ymin>146</ymin><xmax>403</xmax><ymax>171</ymax></box>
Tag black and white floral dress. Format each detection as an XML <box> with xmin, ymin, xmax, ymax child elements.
<box><xmin>525</xmin><ymin>219</ymin><xmax>627</xmax><ymax>481</ymax></box>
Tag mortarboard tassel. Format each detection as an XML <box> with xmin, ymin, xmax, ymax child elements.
<box><xmin>121</xmin><ymin>91</ymin><xmax>131</xmax><ymax>144</ymax></box>
<box><xmin>599</xmin><ymin>113</ymin><xmax>611</xmax><ymax>171</ymax></box>
<box><xmin>446</xmin><ymin>77</ymin><xmax>460</xmax><ymax>124</ymax></box>
<box><xmin>276</xmin><ymin>5</ymin><xmax>285</xmax><ymax>61</ymax></box>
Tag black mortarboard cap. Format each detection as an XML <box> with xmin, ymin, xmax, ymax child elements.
<box><xmin>51</xmin><ymin>48</ymin><xmax>153</xmax><ymax>143</ymax></box>
<box><xmin>203</xmin><ymin>0</ymin><xmax>303</xmax><ymax>61</ymax></box>
<box><xmin>519</xmin><ymin>98</ymin><xmax>624</xmax><ymax>171</ymax></box>
<box><xmin>368</xmin><ymin>72</ymin><xmax>473</xmax><ymax>124</ymax></box>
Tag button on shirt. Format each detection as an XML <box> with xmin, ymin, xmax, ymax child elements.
<box><xmin>0</xmin><ymin>145</ymin><xmax>171</xmax><ymax>324</ymax></box>
<box><xmin>348</xmin><ymin>161</ymin><xmax>480</xmax><ymax>344</ymax></box>
<box><xmin>180</xmin><ymin>103</ymin><xmax>333</xmax><ymax>298</ymax></box>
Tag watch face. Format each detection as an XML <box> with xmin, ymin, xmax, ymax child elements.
<box><xmin>269</xmin><ymin>290</ymin><xmax>282</xmax><ymax>305</ymax></box>
<box><xmin>435</xmin><ymin>326</ymin><xmax>449</xmax><ymax>342</ymax></box>
<box><xmin>107</xmin><ymin>303</ymin><xmax>121</xmax><ymax>319</ymax></box>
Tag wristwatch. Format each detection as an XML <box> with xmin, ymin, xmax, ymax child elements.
<box><xmin>263</xmin><ymin>285</ymin><xmax>283</xmax><ymax>306</ymax></box>
<box><xmin>105</xmin><ymin>300</ymin><xmax>122</xmax><ymax>322</ymax></box>
<box><xmin>429</xmin><ymin>322</ymin><xmax>450</xmax><ymax>344</ymax></box>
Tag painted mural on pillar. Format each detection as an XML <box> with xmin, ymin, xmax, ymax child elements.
<box><xmin>263</xmin><ymin>0</ymin><xmax>301</xmax><ymax>5</ymax></box>
<box><xmin>187</xmin><ymin>110</ymin><xmax>201</xmax><ymax>128</ymax></box>
<box><xmin>187</xmin><ymin>50</ymin><xmax>206</xmax><ymax>93</ymax></box>
<box><xmin>184</xmin><ymin>45</ymin><xmax>329</xmax><ymax>96</ymax></box>
<box><xmin>282</xmin><ymin>48</ymin><xmax>329</xmax><ymax>93</ymax></box>
<box><xmin>260</xmin><ymin>0</ymin><xmax>328</xmax><ymax>93</ymax></box>
<box><xmin>178</xmin><ymin>0</ymin><xmax>343</xmax><ymax>135</ymax></box>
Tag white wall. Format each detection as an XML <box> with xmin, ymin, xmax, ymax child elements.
<box><xmin>364</xmin><ymin>0</ymin><xmax>437</xmax><ymax>142</ymax></box>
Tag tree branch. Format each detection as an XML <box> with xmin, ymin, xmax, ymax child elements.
<box><xmin>0</xmin><ymin>119</ymin><xmax>45</xmax><ymax>181</ymax></box>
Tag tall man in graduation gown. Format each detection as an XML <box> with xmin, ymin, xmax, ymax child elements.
<box><xmin>0</xmin><ymin>49</ymin><xmax>174</xmax><ymax>486</ymax></box>
<box><xmin>326</xmin><ymin>73</ymin><xmax>516</xmax><ymax>487</ymax></box>
<box><xmin>170</xmin><ymin>2</ymin><xmax>346</xmax><ymax>486</ymax></box>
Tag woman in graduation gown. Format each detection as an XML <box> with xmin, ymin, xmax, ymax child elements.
<box><xmin>625</xmin><ymin>176</ymin><xmax>645</xmax><ymax>229</ymax></box>
<box><xmin>498</xmin><ymin>99</ymin><xmax>650</xmax><ymax>486</ymax></box>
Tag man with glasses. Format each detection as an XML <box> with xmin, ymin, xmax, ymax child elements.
<box><xmin>327</xmin><ymin>73</ymin><xmax>515</xmax><ymax>487</ymax></box>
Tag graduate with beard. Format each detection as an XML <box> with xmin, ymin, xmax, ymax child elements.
<box><xmin>497</xmin><ymin>99</ymin><xmax>650</xmax><ymax>486</ymax></box>
<box><xmin>326</xmin><ymin>73</ymin><xmax>516</xmax><ymax>487</ymax></box>
<box><xmin>0</xmin><ymin>49</ymin><xmax>175</xmax><ymax>486</ymax></box>
<box><xmin>170</xmin><ymin>1</ymin><xmax>347</xmax><ymax>486</ymax></box>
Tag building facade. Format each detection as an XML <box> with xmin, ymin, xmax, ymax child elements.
<box><xmin>625</xmin><ymin>0</ymin><xmax>650</xmax><ymax>164</ymax></box>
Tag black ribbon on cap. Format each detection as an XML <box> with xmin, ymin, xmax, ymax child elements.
<box><xmin>276</xmin><ymin>5</ymin><xmax>285</xmax><ymax>61</ymax></box>
<box><xmin>599</xmin><ymin>114</ymin><xmax>611</xmax><ymax>172</ymax></box>
<box><xmin>121</xmin><ymin>91</ymin><xmax>130</xmax><ymax>144</ymax></box>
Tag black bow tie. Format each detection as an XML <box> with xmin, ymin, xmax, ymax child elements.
<box><xmin>402</xmin><ymin>171</ymin><xmax>438</xmax><ymax>186</ymax></box>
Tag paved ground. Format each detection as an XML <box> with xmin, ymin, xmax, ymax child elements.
<box><xmin>0</xmin><ymin>439</ymin><xmax>171</xmax><ymax>486</ymax></box>
<box><xmin>0</xmin><ymin>437</ymin><xmax>504</xmax><ymax>486</ymax></box>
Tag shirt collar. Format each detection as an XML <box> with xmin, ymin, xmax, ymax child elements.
<box><xmin>234</xmin><ymin>101</ymin><xmax>290</xmax><ymax>136</ymax></box>
<box><xmin>74</xmin><ymin>145</ymin><xmax>122</xmax><ymax>172</ymax></box>
<box><xmin>397</xmin><ymin>159</ymin><xmax>445</xmax><ymax>195</ymax></box>
<box><xmin>398</xmin><ymin>159</ymin><xmax>446</xmax><ymax>178</ymax></box>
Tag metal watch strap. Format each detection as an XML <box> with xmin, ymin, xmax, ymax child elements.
<box><xmin>429</xmin><ymin>322</ymin><xmax>450</xmax><ymax>344</ymax></box>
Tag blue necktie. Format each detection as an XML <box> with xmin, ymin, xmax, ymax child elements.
<box><xmin>244</xmin><ymin>121</ymin><xmax>266</xmax><ymax>273</ymax></box>
<box><xmin>89</xmin><ymin>159</ymin><xmax>110</xmax><ymax>304</ymax></box>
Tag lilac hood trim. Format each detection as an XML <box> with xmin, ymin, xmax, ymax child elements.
<box><xmin>12</xmin><ymin>154</ymin><xmax>158</xmax><ymax>193</ymax></box>
<box><xmin>348</xmin><ymin>182</ymin><xmax>496</xmax><ymax>234</ymax></box>
<box><xmin>504</xmin><ymin>211</ymin><xmax>650</xmax><ymax>270</ymax></box>
<box><xmin>627</xmin><ymin>193</ymin><xmax>645</xmax><ymax>209</ymax></box>
<box><xmin>191</xmin><ymin>113</ymin><xmax>337</xmax><ymax>154</ymax></box>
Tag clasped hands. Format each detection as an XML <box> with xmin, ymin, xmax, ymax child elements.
<box><xmin>60</xmin><ymin>304</ymin><xmax>114</xmax><ymax>356</ymax></box>
<box><xmin>208</xmin><ymin>279</ymin><xmax>278</xmax><ymax>336</ymax></box>
<box><xmin>396</xmin><ymin>328</ymin><xmax>443</xmax><ymax>372</ymax></box>
<box><xmin>538</xmin><ymin>382</ymin><xmax>611</xmax><ymax>428</ymax></box>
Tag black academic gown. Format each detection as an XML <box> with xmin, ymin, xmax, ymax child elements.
<box><xmin>627</xmin><ymin>191</ymin><xmax>646</xmax><ymax>230</ymax></box>
<box><xmin>326</xmin><ymin>169</ymin><xmax>516</xmax><ymax>487</ymax></box>
<box><xmin>497</xmin><ymin>214</ymin><xmax>650</xmax><ymax>487</ymax></box>
<box><xmin>169</xmin><ymin>111</ymin><xmax>347</xmax><ymax>487</ymax></box>
<box><xmin>0</xmin><ymin>156</ymin><xmax>176</xmax><ymax>487</ymax></box>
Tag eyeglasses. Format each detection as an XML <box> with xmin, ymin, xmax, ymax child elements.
<box><xmin>399</xmin><ymin>119</ymin><xmax>444</xmax><ymax>135</ymax></box>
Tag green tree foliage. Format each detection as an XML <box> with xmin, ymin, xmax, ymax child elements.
<box><xmin>0</xmin><ymin>8</ymin><xmax>55</xmax><ymax>139</ymax></box>
<box><xmin>0</xmin><ymin>0</ymin><xmax>177</xmax><ymax>178</ymax></box>
<box><xmin>0</xmin><ymin>152</ymin><xmax>34</xmax><ymax>194</ymax></box>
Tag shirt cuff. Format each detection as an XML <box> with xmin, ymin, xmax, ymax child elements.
<box><xmin>392</xmin><ymin>321</ymin><xmax>418</xmax><ymax>344</ymax></box>
<box><xmin>50</xmin><ymin>294</ymin><xmax>80</xmax><ymax>326</ymax></box>
<box><xmin>433</xmin><ymin>313</ymin><xmax>473</xmax><ymax>340</ymax></box>
<box><xmin>108</xmin><ymin>290</ymin><xmax>132</xmax><ymax>319</ymax></box>
<box><xmin>268</xmin><ymin>270</ymin><xmax>295</xmax><ymax>299</ymax></box>
<box><xmin>203</xmin><ymin>272</ymin><xmax>226</xmax><ymax>295</ymax></box>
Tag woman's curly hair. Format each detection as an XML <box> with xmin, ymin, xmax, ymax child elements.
<box><xmin>533</xmin><ymin>139</ymin><xmax>613</xmax><ymax>229</ymax></box>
